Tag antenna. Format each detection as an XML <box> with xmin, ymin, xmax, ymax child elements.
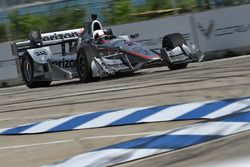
<box><xmin>91</xmin><ymin>14</ymin><xmax>98</xmax><ymax>21</ymax></box>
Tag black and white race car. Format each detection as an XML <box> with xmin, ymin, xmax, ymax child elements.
<box><xmin>12</xmin><ymin>14</ymin><xmax>204</xmax><ymax>88</ymax></box>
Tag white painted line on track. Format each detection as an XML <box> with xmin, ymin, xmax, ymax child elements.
<box><xmin>0</xmin><ymin>139</ymin><xmax>74</xmax><ymax>150</ymax></box>
<box><xmin>195</xmin><ymin>156</ymin><xmax>250</xmax><ymax>167</ymax></box>
<box><xmin>0</xmin><ymin>131</ymin><xmax>163</xmax><ymax>150</ymax></box>
<box><xmin>0</xmin><ymin>112</ymin><xmax>89</xmax><ymax>122</ymax></box>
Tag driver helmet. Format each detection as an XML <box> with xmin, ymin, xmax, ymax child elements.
<box><xmin>93</xmin><ymin>30</ymin><xmax>108</xmax><ymax>44</ymax></box>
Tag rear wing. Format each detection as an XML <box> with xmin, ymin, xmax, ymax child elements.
<box><xmin>11</xmin><ymin>28</ymin><xmax>83</xmax><ymax>57</ymax></box>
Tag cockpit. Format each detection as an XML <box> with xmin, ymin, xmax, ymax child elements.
<box><xmin>91</xmin><ymin>20</ymin><xmax>103</xmax><ymax>33</ymax></box>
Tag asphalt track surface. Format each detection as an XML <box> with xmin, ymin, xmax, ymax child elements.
<box><xmin>0</xmin><ymin>55</ymin><xmax>250</xmax><ymax>167</ymax></box>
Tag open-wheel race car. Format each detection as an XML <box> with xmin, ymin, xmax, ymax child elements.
<box><xmin>11</xmin><ymin>14</ymin><xmax>204</xmax><ymax>88</ymax></box>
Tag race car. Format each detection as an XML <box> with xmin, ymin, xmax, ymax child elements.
<box><xmin>11</xmin><ymin>14</ymin><xmax>204</xmax><ymax>88</ymax></box>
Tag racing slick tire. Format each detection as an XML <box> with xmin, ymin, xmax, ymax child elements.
<box><xmin>21</xmin><ymin>53</ymin><xmax>51</xmax><ymax>88</ymax></box>
<box><xmin>76</xmin><ymin>49</ymin><xmax>93</xmax><ymax>83</ymax></box>
<box><xmin>162</xmin><ymin>33</ymin><xmax>188</xmax><ymax>70</ymax></box>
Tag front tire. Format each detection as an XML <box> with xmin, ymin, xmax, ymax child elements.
<box><xmin>162</xmin><ymin>33</ymin><xmax>188</xmax><ymax>70</ymax></box>
<box><xmin>21</xmin><ymin>53</ymin><xmax>51</xmax><ymax>88</ymax></box>
<box><xmin>76</xmin><ymin>50</ymin><xmax>92</xmax><ymax>83</ymax></box>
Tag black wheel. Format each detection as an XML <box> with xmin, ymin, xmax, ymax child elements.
<box><xmin>21</xmin><ymin>53</ymin><xmax>51</xmax><ymax>88</ymax></box>
<box><xmin>168</xmin><ymin>63</ymin><xmax>188</xmax><ymax>70</ymax></box>
<box><xmin>162</xmin><ymin>33</ymin><xmax>188</xmax><ymax>70</ymax></box>
<box><xmin>76</xmin><ymin>50</ymin><xmax>92</xmax><ymax>83</ymax></box>
<box><xmin>162</xmin><ymin>33</ymin><xmax>186</xmax><ymax>50</ymax></box>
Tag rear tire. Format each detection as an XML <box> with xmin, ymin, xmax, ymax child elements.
<box><xmin>162</xmin><ymin>33</ymin><xmax>188</xmax><ymax>70</ymax></box>
<box><xmin>21</xmin><ymin>53</ymin><xmax>51</xmax><ymax>88</ymax></box>
<box><xmin>76</xmin><ymin>50</ymin><xmax>92</xmax><ymax>83</ymax></box>
<box><xmin>167</xmin><ymin>63</ymin><xmax>188</xmax><ymax>70</ymax></box>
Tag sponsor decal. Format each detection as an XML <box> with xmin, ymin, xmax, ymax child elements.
<box><xmin>197</xmin><ymin>20</ymin><xmax>214</xmax><ymax>38</ymax></box>
<box><xmin>42</xmin><ymin>32</ymin><xmax>79</xmax><ymax>41</ymax></box>
<box><xmin>52</xmin><ymin>58</ymin><xmax>76</xmax><ymax>68</ymax></box>
<box><xmin>197</xmin><ymin>20</ymin><xmax>250</xmax><ymax>38</ymax></box>
<box><xmin>33</xmin><ymin>50</ymin><xmax>48</xmax><ymax>57</ymax></box>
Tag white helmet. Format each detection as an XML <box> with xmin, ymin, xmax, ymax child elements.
<box><xmin>93</xmin><ymin>30</ymin><xmax>109</xmax><ymax>44</ymax></box>
<box><xmin>93</xmin><ymin>30</ymin><xmax>106</xmax><ymax>40</ymax></box>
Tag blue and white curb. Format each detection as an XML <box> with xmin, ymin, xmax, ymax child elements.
<box><xmin>1</xmin><ymin>97</ymin><xmax>250</xmax><ymax>134</ymax></box>
<box><xmin>43</xmin><ymin>111</ymin><xmax>250</xmax><ymax>167</ymax></box>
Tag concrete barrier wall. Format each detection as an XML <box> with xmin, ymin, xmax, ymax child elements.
<box><xmin>111</xmin><ymin>4</ymin><xmax>250</xmax><ymax>54</ymax></box>
<box><xmin>111</xmin><ymin>14</ymin><xmax>195</xmax><ymax>49</ymax></box>
<box><xmin>1</xmin><ymin>4</ymin><xmax>250</xmax><ymax>87</ymax></box>
<box><xmin>0</xmin><ymin>42</ymin><xmax>21</xmax><ymax>87</ymax></box>
<box><xmin>194</xmin><ymin>5</ymin><xmax>250</xmax><ymax>52</ymax></box>
<box><xmin>0</xmin><ymin>43</ymin><xmax>13</xmax><ymax>61</ymax></box>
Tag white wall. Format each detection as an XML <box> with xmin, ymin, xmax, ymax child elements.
<box><xmin>111</xmin><ymin>14</ymin><xmax>195</xmax><ymax>49</ymax></box>
<box><xmin>194</xmin><ymin>5</ymin><xmax>250</xmax><ymax>52</ymax></box>
<box><xmin>111</xmin><ymin>4</ymin><xmax>250</xmax><ymax>54</ymax></box>
<box><xmin>0</xmin><ymin>42</ymin><xmax>13</xmax><ymax>61</ymax></box>
<box><xmin>0</xmin><ymin>42</ymin><xmax>18</xmax><ymax>81</ymax></box>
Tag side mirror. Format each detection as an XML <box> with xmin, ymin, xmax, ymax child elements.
<box><xmin>91</xmin><ymin>14</ymin><xmax>98</xmax><ymax>21</ymax></box>
<box><xmin>106</xmin><ymin>28</ymin><xmax>113</xmax><ymax>36</ymax></box>
<box><xmin>130</xmin><ymin>33</ymin><xmax>139</xmax><ymax>38</ymax></box>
